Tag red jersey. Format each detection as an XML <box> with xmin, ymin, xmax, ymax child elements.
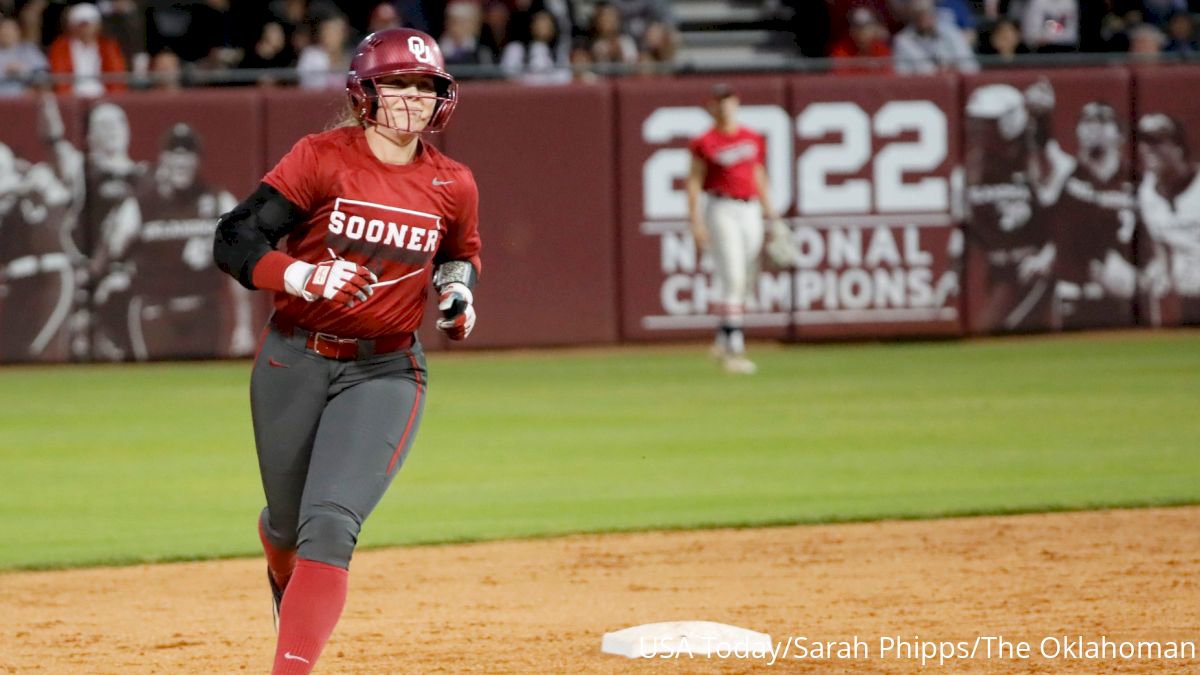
<box><xmin>262</xmin><ymin>126</ymin><xmax>481</xmax><ymax>338</ymax></box>
<box><xmin>829</xmin><ymin>40</ymin><xmax>893</xmax><ymax>74</ymax></box>
<box><xmin>688</xmin><ymin>127</ymin><xmax>765</xmax><ymax>201</ymax></box>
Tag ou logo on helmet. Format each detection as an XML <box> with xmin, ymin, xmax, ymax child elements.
<box><xmin>408</xmin><ymin>36</ymin><xmax>434</xmax><ymax>65</ymax></box>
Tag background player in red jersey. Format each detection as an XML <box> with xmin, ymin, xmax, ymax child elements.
<box><xmin>686</xmin><ymin>83</ymin><xmax>784</xmax><ymax>374</ymax></box>
<box><xmin>212</xmin><ymin>27</ymin><xmax>480</xmax><ymax>675</ymax></box>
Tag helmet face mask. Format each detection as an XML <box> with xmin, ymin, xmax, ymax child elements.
<box><xmin>347</xmin><ymin>29</ymin><xmax>458</xmax><ymax>134</ymax></box>
<box><xmin>357</xmin><ymin>72</ymin><xmax>456</xmax><ymax>133</ymax></box>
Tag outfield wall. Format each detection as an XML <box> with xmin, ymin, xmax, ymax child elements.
<box><xmin>0</xmin><ymin>65</ymin><xmax>1197</xmax><ymax>362</ymax></box>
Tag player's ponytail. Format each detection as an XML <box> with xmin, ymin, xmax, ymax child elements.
<box><xmin>327</xmin><ymin>102</ymin><xmax>364</xmax><ymax>131</ymax></box>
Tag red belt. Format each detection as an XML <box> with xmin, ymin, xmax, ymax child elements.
<box><xmin>274</xmin><ymin>321</ymin><xmax>414</xmax><ymax>361</ymax></box>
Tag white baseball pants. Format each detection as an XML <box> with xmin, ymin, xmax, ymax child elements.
<box><xmin>705</xmin><ymin>194</ymin><xmax>763</xmax><ymax>317</ymax></box>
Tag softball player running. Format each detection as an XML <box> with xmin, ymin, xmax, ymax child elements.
<box><xmin>212</xmin><ymin>28</ymin><xmax>480</xmax><ymax>674</ymax></box>
<box><xmin>686</xmin><ymin>84</ymin><xmax>781</xmax><ymax>374</ymax></box>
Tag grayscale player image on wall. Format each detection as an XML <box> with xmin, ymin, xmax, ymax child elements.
<box><xmin>84</xmin><ymin>93</ymin><xmax>268</xmax><ymax>361</ymax></box>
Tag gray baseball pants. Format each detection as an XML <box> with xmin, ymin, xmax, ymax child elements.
<box><xmin>250</xmin><ymin>325</ymin><xmax>427</xmax><ymax>569</ymax></box>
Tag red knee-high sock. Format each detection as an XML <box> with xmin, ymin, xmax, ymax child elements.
<box><xmin>271</xmin><ymin>558</ymin><xmax>349</xmax><ymax>675</ymax></box>
<box><xmin>258</xmin><ymin>514</ymin><xmax>297</xmax><ymax>589</ymax></box>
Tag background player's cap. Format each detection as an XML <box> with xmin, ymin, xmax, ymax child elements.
<box><xmin>710</xmin><ymin>83</ymin><xmax>738</xmax><ymax>101</ymax></box>
<box><xmin>161</xmin><ymin>123</ymin><xmax>201</xmax><ymax>154</ymax></box>
<box><xmin>68</xmin><ymin>3</ymin><xmax>101</xmax><ymax>26</ymax></box>
<box><xmin>848</xmin><ymin>7</ymin><xmax>879</xmax><ymax>27</ymax></box>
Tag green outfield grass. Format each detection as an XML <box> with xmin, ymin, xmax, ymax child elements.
<box><xmin>0</xmin><ymin>331</ymin><xmax>1197</xmax><ymax>570</ymax></box>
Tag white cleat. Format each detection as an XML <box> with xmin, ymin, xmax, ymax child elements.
<box><xmin>722</xmin><ymin>355</ymin><xmax>757</xmax><ymax>375</ymax></box>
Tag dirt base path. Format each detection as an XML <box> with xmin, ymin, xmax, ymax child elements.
<box><xmin>2</xmin><ymin>507</ymin><xmax>1198</xmax><ymax>674</ymax></box>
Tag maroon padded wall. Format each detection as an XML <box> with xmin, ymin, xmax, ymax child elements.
<box><xmin>786</xmin><ymin>73</ymin><xmax>963</xmax><ymax>339</ymax></box>
<box><xmin>441</xmin><ymin>81</ymin><xmax>619</xmax><ymax>348</ymax></box>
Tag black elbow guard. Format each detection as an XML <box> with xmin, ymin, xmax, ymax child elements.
<box><xmin>213</xmin><ymin>182</ymin><xmax>304</xmax><ymax>289</ymax></box>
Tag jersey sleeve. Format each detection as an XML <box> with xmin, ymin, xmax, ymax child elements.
<box><xmin>262</xmin><ymin>134</ymin><xmax>322</xmax><ymax>212</ymax></box>
<box><xmin>688</xmin><ymin>135</ymin><xmax>706</xmax><ymax>161</ymax></box>
<box><xmin>756</xmin><ymin>132</ymin><xmax>767</xmax><ymax>166</ymax></box>
<box><xmin>436</xmin><ymin>169</ymin><xmax>483</xmax><ymax>276</ymax></box>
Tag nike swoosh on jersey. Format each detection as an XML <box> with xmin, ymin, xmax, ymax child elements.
<box><xmin>432</xmin><ymin>178</ymin><xmax>455</xmax><ymax>186</ymax></box>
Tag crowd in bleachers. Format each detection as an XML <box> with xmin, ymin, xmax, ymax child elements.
<box><xmin>813</xmin><ymin>0</ymin><xmax>1200</xmax><ymax>74</ymax></box>
<box><xmin>0</xmin><ymin>0</ymin><xmax>1197</xmax><ymax>96</ymax></box>
<box><xmin>0</xmin><ymin>0</ymin><xmax>681</xmax><ymax>94</ymax></box>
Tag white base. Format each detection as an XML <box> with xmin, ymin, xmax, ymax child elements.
<box><xmin>601</xmin><ymin>621</ymin><xmax>772</xmax><ymax>658</ymax></box>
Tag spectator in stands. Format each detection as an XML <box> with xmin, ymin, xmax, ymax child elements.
<box><xmin>589</xmin><ymin>1</ymin><xmax>637</xmax><ymax>65</ymax></box>
<box><xmin>17</xmin><ymin>0</ymin><xmax>45</xmax><ymax>46</ymax></box>
<box><xmin>148</xmin><ymin>48</ymin><xmax>182</xmax><ymax>90</ymax></box>
<box><xmin>827</xmin><ymin>0</ymin><xmax>903</xmax><ymax>52</ymax></box>
<box><xmin>501</xmin><ymin>9</ymin><xmax>569</xmax><ymax>82</ymax></box>
<box><xmin>936</xmin><ymin>0</ymin><xmax>980</xmax><ymax>45</ymax></box>
<box><xmin>1097</xmin><ymin>3</ymin><xmax>1145</xmax><ymax>51</ymax></box>
<box><xmin>189</xmin><ymin>0</ymin><xmax>243</xmax><ymax>69</ymax></box>
<box><xmin>48</xmin><ymin>3</ymin><xmax>128</xmax><ymax>96</ymax></box>
<box><xmin>637</xmin><ymin>19</ymin><xmax>677</xmax><ymax>66</ymax></box>
<box><xmin>102</xmin><ymin>0</ymin><xmax>148</xmax><ymax>74</ymax></box>
<box><xmin>297</xmin><ymin>13</ymin><xmax>350</xmax><ymax>89</ymax></box>
<box><xmin>0</xmin><ymin>15</ymin><xmax>47</xmax><ymax>96</ymax></box>
<box><xmin>479</xmin><ymin>1</ymin><xmax>511</xmax><ymax>64</ymax></box>
<box><xmin>1129</xmin><ymin>21</ymin><xmax>1168</xmax><ymax>55</ymax></box>
<box><xmin>829</xmin><ymin>7</ymin><xmax>892</xmax><ymax>74</ymax></box>
<box><xmin>977</xmin><ymin>17</ymin><xmax>1029</xmax><ymax>62</ymax></box>
<box><xmin>440</xmin><ymin>1</ymin><xmax>486</xmax><ymax>65</ymax></box>
<box><xmin>145</xmin><ymin>2</ymin><xmax>191</xmax><ymax>59</ymax></box>
<box><xmin>506</xmin><ymin>0</ymin><xmax>536</xmax><ymax>47</ymax></box>
<box><xmin>569</xmin><ymin>36</ymin><xmax>598</xmax><ymax>81</ymax></box>
<box><xmin>1142</xmin><ymin>0</ymin><xmax>1190</xmax><ymax>27</ymax></box>
<box><xmin>269</xmin><ymin>0</ymin><xmax>339</xmax><ymax>55</ymax></box>
<box><xmin>540</xmin><ymin>0</ymin><xmax>581</xmax><ymax>64</ymax></box>
<box><xmin>1020</xmin><ymin>0</ymin><xmax>1081</xmax><ymax>52</ymax></box>
<box><xmin>608</xmin><ymin>0</ymin><xmax>674</xmax><ymax>44</ymax></box>
<box><xmin>367</xmin><ymin>2</ymin><xmax>402</xmax><ymax>34</ymax></box>
<box><xmin>1165</xmin><ymin>10</ymin><xmax>1199</xmax><ymax>52</ymax></box>
<box><xmin>270</xmin><ymin>0</ymin><xmax>309</xmax><ymax>28</ymax></box>
<box><xmin>893</xmin><ymin>0</ymin><xmax>979</xmax><ymax>74</ymax></box>
<box><xmin>239</xmin><ymin>21</ymin><xmax>295</xmax><ymax>84</ymax></box>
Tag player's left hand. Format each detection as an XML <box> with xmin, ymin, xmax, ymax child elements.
<box><xmin>764</xmin><ymin>218</ymin><xmax>799</xmax><ymax>268</ymax></box>
<box><xmin>436</xmin><ymin>282</ymin><xmax>475</xmax><ymax>340</ymax></box>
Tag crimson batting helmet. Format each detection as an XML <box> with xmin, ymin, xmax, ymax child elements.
<box><xmin>347</xmin><ymin>28</ymin><xmax>458</xmax><ymax>133</ymax></box>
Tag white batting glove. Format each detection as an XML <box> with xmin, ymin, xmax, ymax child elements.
<box><xmin>436</xmin><ymin>282</ymin><xmax>476</xmax><ymax>340</ymax></box>
<box><xmin>285</xmin><ymin>259</ymin><xmax>377</xmax><ymax>308</ymax></box>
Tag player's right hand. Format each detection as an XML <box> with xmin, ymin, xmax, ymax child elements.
<box><xmin>302</xmin><ymin>260</ymin><xmax>376</xmax><ymax>308</ymax></box>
